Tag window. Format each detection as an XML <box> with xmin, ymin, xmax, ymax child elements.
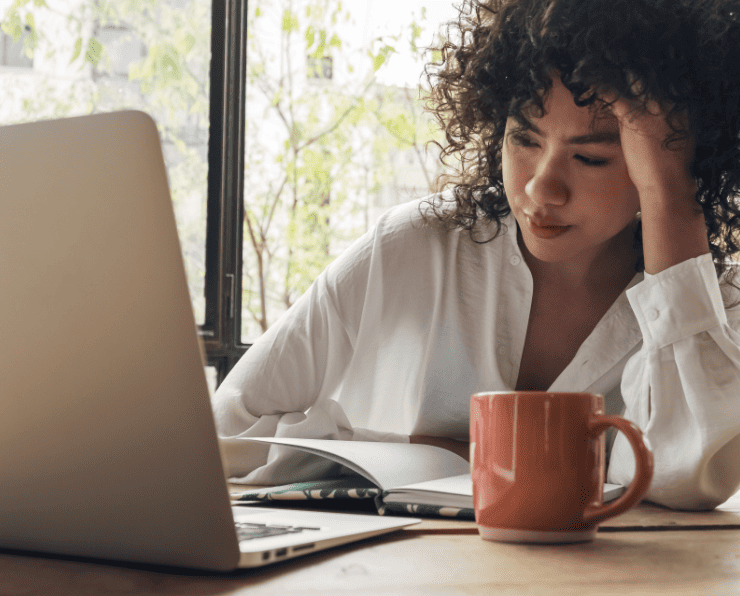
<box><xmin>0</xmin><ymin>0</ymin><xmax>215</xmax><ymax>381</ymax></box>
<box><xmin>238</xmin><ymin>0</ymin><xmax>453</xmax><ymax>345</ymax></box>
<box><xmin>0</xmin><ymin>0</ymin><xmax>454</xmax><ymax>387</ymax></box>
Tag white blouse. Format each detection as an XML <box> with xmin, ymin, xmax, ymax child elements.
<box><xmin>213</xmin><ymin>197</ymin><xmax>740</xmax><ymax>510</ymax></box>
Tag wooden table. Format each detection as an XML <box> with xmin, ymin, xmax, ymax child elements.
<box><xmin>2</xmin><ymin>491</ymin><xmax>740</xmax><ymax>596</ymax></box>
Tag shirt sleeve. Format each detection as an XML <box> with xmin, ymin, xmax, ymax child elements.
<box><xmin>608</xmin><ymin>253</ymin><xmax>740</xmax><ymax>509</ymax></box>
<box><xmin>211</xmin><ymin>209</ymin><xmax>411</xmax><ymax>486</ymax></box>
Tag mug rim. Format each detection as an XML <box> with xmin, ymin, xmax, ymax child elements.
<box><xmin>471</xmin><ymin>391</ymin><xmax>605</xmax><ymax>398</ymax></box>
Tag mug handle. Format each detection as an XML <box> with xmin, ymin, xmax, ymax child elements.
<box><xmin>582</xmin><ymin>415</ymin><xmax>654</xmax><ymax>525</ymax></box>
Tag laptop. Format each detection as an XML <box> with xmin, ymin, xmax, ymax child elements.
<box><xmin>0</xmin><ymin>111</ymin><xmax>419</xmax><ymax>571</ymax></box>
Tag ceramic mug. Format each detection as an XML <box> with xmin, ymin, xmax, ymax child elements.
<box><xmin>470</xmin><ymin>391</ymin><xmax>654</xmax><ymax>543</ymax></box>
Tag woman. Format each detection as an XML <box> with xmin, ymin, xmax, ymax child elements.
<box><xmin>213</xmin><ymin>0</ymin><xmax>740</xmax><ymax>510</ymax></box>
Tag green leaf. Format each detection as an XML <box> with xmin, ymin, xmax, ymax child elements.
<box><xmin>70</xmin><ymin>37</ymin><xmax>82</xmax><ymax>64</ymax></box>
<box><xmin>308</xmin><ymin>29</ymin><xmax>327</xmax><ymax>59</ymax></box>
<box><xmin>157</xmin><ymin>48</ymin><xmax>181</xmax><ymax>85</ymax></box>
<box><xmin>371</xmin><ymin>52</ymin><xmax>384</xmax><ymax>72</ymax></box>
<box><xmin>181</xmin><ymin>32</ymin><xmax>196</xmax><ymax>55</ymax></box>
<box><xmin>282</xmin><ymin>9</ymin><xmax>299</xmax><ymax>34</ymax></box>
<box><xmin>411</xmin><ymin>23</ymin><xmax>422</xmax><ymax>52</ymax></box>
<box><xmin>85</xmin><ymin>38</ymin><xmax>103</xmax><ymax>67</ymax></box>
<box><xmin>370</xmin><ymin>44</ymin><xmax>395</xmax><ymax>72</ymax></box>
<box><xmin>2</xmin><ymin>13</ymin><xmax>23</xmax><ymax>42</ymax></box>
<box><xmin>271</xmin><ymin>88</ymin><xmax>282</xmax><ymax>106</ymax></box>
<box><xmin>305</xmin><ymin>26</ymin><xmax>315</xmax><ymax>49</ymax></box>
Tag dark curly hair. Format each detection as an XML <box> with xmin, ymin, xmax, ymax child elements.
<box><xmin>423</xmin><ymin>0</ymin><xmax>740</xmax><ymax>287</ymax></box>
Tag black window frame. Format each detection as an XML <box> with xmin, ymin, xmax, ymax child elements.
<box><xmin>202</xmin><ymin>0</ymin><xmax>250</xmax><ymax>384</ymax></box>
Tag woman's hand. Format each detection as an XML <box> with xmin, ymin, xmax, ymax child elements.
<box><xmin>409</xmin><ymin>434</ymin><xmax>470</xmax><ymax>461</ymax></box>
<box><xmin>608</xmin><ymin>95</ymin><xmax>709</xmax><ymax>274</ymax></box>
<box><xmin>609</xmin><ymin>97</ymin><xmax>696</xmax><ymax>203</ymax></box>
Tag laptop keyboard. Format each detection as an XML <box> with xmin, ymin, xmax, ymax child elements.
<box><xmin>235</xmin><ymin>521</ymin><xmax>322</xmax><ymax>541</ymax></box>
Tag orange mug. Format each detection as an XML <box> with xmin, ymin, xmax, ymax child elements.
<box><xmin>470</xmin><ymin>391</ymin><xmax>654</xmax><ymax>543</ymax></box>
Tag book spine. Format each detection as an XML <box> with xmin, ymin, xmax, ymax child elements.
<box><xmin>375</xmin><ymin>495</ymin><xmax>475</xmax><ymax>520</ymax></box>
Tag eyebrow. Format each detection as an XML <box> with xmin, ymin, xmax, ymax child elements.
<box><xmin>517</xmin><ymin>121</ymin><xmax>621</xmax><ymax>146</ymax></box>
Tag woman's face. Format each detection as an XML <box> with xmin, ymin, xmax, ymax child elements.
<box><xmin>502</xmin><ymin>77</ymin><xmax>641</xmax><ymax>270</ymax></box>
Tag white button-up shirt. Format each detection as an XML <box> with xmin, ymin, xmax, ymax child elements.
<box><xmin>213</xmin><ymin>197</ymin><xmax>740</xmax><ymax>510</ymax></box>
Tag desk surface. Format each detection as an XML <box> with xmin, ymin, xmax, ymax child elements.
<box><xmin>2</xmin><ymin>492</ymin><xmax>740</xmax><ymax>596</ymax></box>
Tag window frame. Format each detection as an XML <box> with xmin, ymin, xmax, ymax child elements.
<box><xmin>201</xmin><ymin>0</ymin><xmax>250</xmax><ymax>384</ymax></box>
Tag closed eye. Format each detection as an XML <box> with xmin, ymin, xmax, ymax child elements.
<box><xmin>508</xmin><ymin>132</ymin><xmax>538</xmax><ymax>147</ymax></box>
<box><xmin>574</xmin><ymin>154</ymin><xmax>608</xmax><ymax>167</ymax></box>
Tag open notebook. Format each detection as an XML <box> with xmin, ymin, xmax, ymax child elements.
<box><xmin>230</xmin><ymin>438</ymin><xmax>626</xmax><ymax>519</ymax></box>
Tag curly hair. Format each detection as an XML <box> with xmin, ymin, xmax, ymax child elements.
<box><xmin>423</xmin><ymin>0</ymin><xmax>740</xmax><ymax>286</ymax></box>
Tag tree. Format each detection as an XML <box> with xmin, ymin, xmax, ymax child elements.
<box><xmin>242</xmin><ymin>0</ymin><xmax>444</xmax><ymax>338</ymax></box>
<box><xmin>1</xmin><ymin>0</ymin><xmax>211</xmax><ymax>321</ymax></box>
<box><xmin>1</xmin><ymin>0</ymin><xmax>445</xmax><ymax>341</ymax></box>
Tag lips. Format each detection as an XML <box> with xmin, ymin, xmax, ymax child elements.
<box><xmin>526</xmin><ymin>215</ymin><xmax>571</xmax><ymax>239</ymax></box>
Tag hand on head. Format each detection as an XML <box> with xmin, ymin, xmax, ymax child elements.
<box><xmin>602</xmin><ymin>90</ymin><xmax>697</xmax><ymax>214</ymax></box>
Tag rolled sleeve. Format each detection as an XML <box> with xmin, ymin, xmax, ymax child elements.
<box><xmin>612</xmin><ymin>254</ymin><xmax>740</xmax><ymax>510</ymax></box>
<box><xmin>626</xmin><ymin>254</ymin><xmax>726</xmax><ymax>350</ymax></box>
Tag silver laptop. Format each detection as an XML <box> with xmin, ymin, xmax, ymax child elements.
<box><xmin>0</xmin><ymin>111</ymin><xmax>418</xmax><ymax>571</ymax></box>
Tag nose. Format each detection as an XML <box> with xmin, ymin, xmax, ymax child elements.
<box><xmin>524</xmin><ymin>157</ymin><xmax>569</xmax><ymax>207</ymax></box>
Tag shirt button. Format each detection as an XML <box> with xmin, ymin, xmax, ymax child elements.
<box><xmin>647</xmin><ymin>308</ymin><xmax>659</xmax><ymax>321</ymax></box>
<box><xmin>509</xmin><ymin>255</ymin><xmax>521</xmax><ymax>266</ymax></box>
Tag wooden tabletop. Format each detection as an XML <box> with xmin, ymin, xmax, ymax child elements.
<box><xmin>1</xmin><ymin>492</ymin><xmax>739</xmax><ymax>596</ymax></box>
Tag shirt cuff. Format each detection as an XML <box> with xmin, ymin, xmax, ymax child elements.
<box><xmin>626</xmin><ymin>253</ymin><xmax>726</xmax><ymax>350</ymax></box>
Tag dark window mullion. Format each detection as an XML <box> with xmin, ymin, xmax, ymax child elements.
<box><xmin>202</xmin><ymin>0</ymin><xmax>225</xmax><ymax>346</ymax></box>
<box><xmin>202</xmin><ymin>0</ymin><xmax>249</xmax><ymax>385</ymax></box>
